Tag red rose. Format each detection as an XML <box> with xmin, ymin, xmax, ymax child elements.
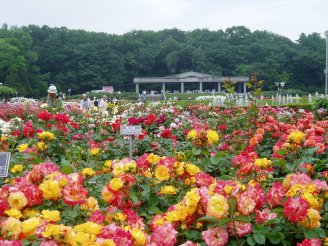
<box><xmin>62</xmin><ymin>183</ymin><xmax>88</xmax><ymax>206</ymax></box>
<box><xmin>37</xmin><ymin>110</ymin><xmax>52</xmax><ymax>121</ymax></box>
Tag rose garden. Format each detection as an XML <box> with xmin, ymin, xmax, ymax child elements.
<box><xmin>0</xmin><ymin>97</ymin><xmax>327</xmax><ymax>246</ymax></box>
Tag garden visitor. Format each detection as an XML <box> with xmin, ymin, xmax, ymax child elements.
<box><xmin>80</xmin><ymin>93</ymin><xmax>92</xmax><ymax>111</ymax></box>
<box><xmin>99</xmin><ymin>95</ymin><xmax>108</xmax><ymax>112</ymax></box>
<box><xmin>46</xmin><ymin>85</ymin><xmax>63</xmax><ymax>109</ymax></box>
<box><xmin>93</xmin><ymin>96</ymin><xmax>99</xmax><ymax>107</ymax></box>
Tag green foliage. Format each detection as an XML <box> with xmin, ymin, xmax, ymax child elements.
<box><xmin>0</xmin><ymin>24</ymin><xmax>326</xmax><ymax>97</ymax></box>
<box><xmin>0</xmin><ymin>85</ymin><xmax>16</xmax><ymax>98</ymax></box>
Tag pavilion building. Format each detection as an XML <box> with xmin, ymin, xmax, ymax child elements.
<box><xmin>133</xmin><ymin>71</ymin><xmax>249</xmax><ymax>94</ymax></box>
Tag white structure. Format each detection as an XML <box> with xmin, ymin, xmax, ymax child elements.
<box><xmin>325</xmin><ymin>30</ymin><xmax>328</xmax><ymax>97</ymax></box>
<box><xmin>133</xmin><ymin>71</ymin><xmax>249</xmax><ymax>94</ymax></box>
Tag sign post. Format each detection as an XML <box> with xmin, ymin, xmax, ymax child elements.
<box><xmin>120</xmin><ymin>125</ymin><xmax>142</xmax><ymax>159</ymax></box>
<box><xmin>0</xmin><ymin>152</ymin><xmax>11</xmax><ymax>178</ymax></box>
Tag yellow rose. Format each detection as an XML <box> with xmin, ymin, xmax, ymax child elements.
<box><xmin>10</xmin><ymin>164</ymin><xmax>24</xmax><ymax>174</ymax></box>
<box><xmin>81</xmin><ymin>196</ymin><xmax>99</xmax><ymax>212</ymax></box>
<box><xmin>73</xmin><ymin>222</ymin><xmax>103</xmax><ymax>235</ymax></box>
<box><xmin>42</xmin><ymin>224</ymin><xmax>62</xmax><ymax>238</ymax></box>
<box><xmin>17</xmin><ymin>143</ymin><xmax>28</xmax><ymax>152</ymax></box>
<box><xmin>113</xmin><ymin>165</ymin><xmax>124</xmax><ymax>177</ymax></box>
<box><xmin>22</xmin><ymin>217</ymin><xmax>40</xmax><ymax>235</ymax></box>
<box><xmin>5</xmin><ymin>208</ymin><xmax>23</xmax><ymax>219</ymax></box>
<box><xmin>186</xmin><ymin>163</ymin><xmax>200</xmax><ymax>175</ymax></box>
<box><xmin>206</xmin><ymin>130</ymin><xmax>219</xmax><ymax>144</ymax></box>
<box><xmin>37</xmin><ymin>141</ymin><xmax>47</xmax><ymax>150</ymax></box>
<box><xmin>160</xmin><ymin>185</ymin><xmax>177</xmax><ymax>195</ymax></box>
<box><xmin>187</xmin><ymin>129</ymin><xmax>197</xmax><ymax>140</ymax></box>
<box><xmin>8</xmin><ymin>191</ymin><xmax>28</xmax><ymax>210</ymax></box>
<box><xmin>287</xmin><ymin>130</ymin><xmax>305</xmax><ymax>144</ymax></box>
<box><xmin>90</xmin><ymin>148</ymin><xmax>100</xmax><ymax>155</ymax></box>
<box><xmin>23</xmin><ymin>208</ymin><xmax>38</xmax><ymax>219</ymax></box>
<box><xmin>224</xmin><ymin>185</ymin><xmax>234</xmax><ymax>195</ymax></box>
<box><xmin>38</xmin><ymin>131</ymin><xmax>55</xmax><ymax>141</ymax></box>
<box><xmin>104</xmin><ymin>160</ymin><xmax>112</xmax><ymax>168</ymax></box>
<box><xmin>165</xmin><ymin>210</ymin><xmax>181</xmax><ymax>222</ymax></box>
<box><xmin>132</xmin><ymin>228</ymin><xmax>147</xmax><ymax>246</ymax></box>
<box><xmin>114</xmin><ymin>212</ymin><xmax>127</xmax><ymax>222</ymax></box>
<box><xmin>1</xmin><ymin>217</ymin><xmax>22</xmax><ymax>239</ymax></box>
<box><xmin>82</xmin><ymin>168</ymin><xmax>96</xmax><ymax>177</ymax></box>
<box><xmin>207</xmin><ymin>194</ymin><xmax>229</xmax><ymax>219</ymax></box>
<box><xmin>299</xmin><ymin>208</ymin><xmax>322</xmax><ymax>229</ymax></box>
<box><xmin>146</xmin><ymin>153</ymin><xmax>161</xmax><ymax>164</ymax></box>
<box><xmin>39</xmin><ymin>180</ymin><xmax>61</xmax><ymax>200</ymax></box>
<box><xmin>42</xmin><ymin>210</ymin><xmax>61</xmax><ymax>222</ymax></box>
<box><xmin>155</xmin><ymin>165</ymin><xmax>170</xmax><ymax>181</ymax></box>
<box><xmin>254</xmin><ymin>158</ymin><xmax>272</xmax><ymax>168</ymax></box>
<box><xmin>109</xmin><ymin>177</ymin><xmax>123</xmax><ymax>191</ymax></box>
<box><xmin>70</xmin><ymin>232</ymin><xmax>96</xmax><ymax>246</ymax></box>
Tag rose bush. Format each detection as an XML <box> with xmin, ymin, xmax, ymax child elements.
<box><xmin>0</xmin><ymin>101</ymin><xmax>327</xmax><ymax>245</ymax></box>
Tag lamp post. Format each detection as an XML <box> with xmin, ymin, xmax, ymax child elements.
<box><xmin>68</xmin><ymin>88</ymin><xmax>71</xmax><ymax>100</ymax></box>
<box><xmin>325</xmin><ymin>30</ymin><xmax>328</xmax><ymax>98</ymax></box>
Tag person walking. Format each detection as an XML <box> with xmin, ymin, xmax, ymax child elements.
<box><xmin>99</xmin><ymin>95</ymin><xmax>108</xmax><ymax>112</ymax></box>
<box><xmin>80</xmin><ymin>94</ymin><xmax>92</xmax><ymax>111</ymax></box>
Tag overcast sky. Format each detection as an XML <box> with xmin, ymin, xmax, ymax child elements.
<box><xmin>1</xmin><ymin>0</ymin><xmax>327</xmax><ymax>42</ymax></box>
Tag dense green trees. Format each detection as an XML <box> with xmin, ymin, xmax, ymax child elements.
<box><xmin>0</xmin><ymin>24</ymin><xmax>326</xmax><ymax>97</ymax></box>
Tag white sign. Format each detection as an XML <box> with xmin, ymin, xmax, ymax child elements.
<box><xmin>0</xmin><ymin>152</ymin><xmax>11</xmax><ymax>178</ymax></box>
<box><xmin>120</xmin><ymin>125</ymin><xmax>142</xmax><ymax>135</ymax></box>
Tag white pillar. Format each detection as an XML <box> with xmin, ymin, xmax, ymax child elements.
<box><xmin>243</xmin><ymin>82</ymin><xmax>247</xmax><ymax>94</ymax></box>
<box><xmin>136</xmin><ymin>83</ymin><xmax>139</xmax><ymax>94</ymax></box>
<box><xmin>162</xmin><ymin>83</ymin><xmax>165</xmax><ymax>93</ymax></box>
<box><xmin>199</xmin><ymin>82</ymin><xmax>203</xmax><ymax>92</ymax></box>
<box><xmin>181</xmin><ymin>82</ymin><xmax>184</xmax><ymax>93</ymax></box>
<box><xmin>218</xmin><ymin>82</ymin><xmax>221</xmax><ymax>93</ymax></box>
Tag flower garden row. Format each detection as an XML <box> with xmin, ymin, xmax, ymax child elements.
<box><xmin>0</xmin><ymin>101</ymin><xmax>327</xmax><ymax>246</ymax></box>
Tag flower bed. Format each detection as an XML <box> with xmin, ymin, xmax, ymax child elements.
<box><xmin>0</xmin><ymin>102</ymin><xmax>327</xmax><ymax>245</ymax></box>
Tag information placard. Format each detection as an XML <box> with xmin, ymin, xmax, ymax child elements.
<box><xmin>0</xmin><ymin>152</ymin><xmax>11</xmax><ymax>178</ymax></box>
<box><xmin>120</xmin><ymin>125</ymin><xmax>142</xmax><ymax>135</ymax></box>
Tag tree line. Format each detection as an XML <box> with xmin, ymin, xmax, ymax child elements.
<box><xmin>0</xmin><ymin>24</ymin><xmax>326</xmax><ymax>98</ymax></box>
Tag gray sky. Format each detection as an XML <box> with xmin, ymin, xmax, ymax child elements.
<box><xmin>1</xmin><ymin>0</ymin><xmax>327</xmax><ymax>42</ymax></box>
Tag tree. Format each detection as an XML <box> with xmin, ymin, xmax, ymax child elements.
<box><xmin>0</xmin><ymin>85</ymin><xmax>16</xmax><ymax>99</ymax></box>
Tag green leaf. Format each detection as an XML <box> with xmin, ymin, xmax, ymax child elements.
<box><xmin>234</xmin><ymin>215</ymin><xmax>250</xmax><ymax>223</ymax></box>
<box><xmin>312</xmin><ymin>228</ymin><xmax>326</xmax><ymax>237</ymax></box>
<box><xmin>61</xmin><ymin>160</ymin><xmax>73</xmax><ymax>174</ymax></box>
<box><xmin>184</xmin><ymin>230</ymin><xmax>202</xmax><ymax>240</ymax></box>
<box><xmin>148</xmin><ymin>206</ymin><xmax>161</xmax><ymax>214</ymax></box>
<box><xmin>285</xmin><ymin>163</ymin><xmax>294</xmax><ymax>172</ymax></box>
<box><xmin>304</xmin><ymin>229</ymin><xmax>317</xmax><ymax>239</ymax></box>
<box><xmin>253</xmin><ymin>233</ymin><xmax>266</xmax><ymax>245</ymax></box>
<box><xmin>210</xmin><ymin>155</ymin><xmax>221</xmax><ymax>164</ymax></box>
<box><xmin>247</xmin><ymin>236</ymin><xmax>256</xmax><ymax>246</ymax></box>
<box><xmin>141</xmin><ymin>183</ymin><xmax>150</xmax><ymax>201</ymax></box>
<box><xmin>216</xmin><ymin>217</ymin><xmax>232</xmax><ymax>226</ymax></box>
<box><xmin>148</xmin><ymin>195</ymin><xmax>159</xmax><ymax>208</ymax></box>
<box><xmin>197</xmin><ymin>216</ymin><xmax>217</xmax><ymax>223</ymax></box>
<box><xmin>129</xmin><ymin>186</ymin><xmax>139</xmax><ymax>205</ymax></box>
<box><xmin>273</xmin><ymin>159</ymin><xmax>286</xmax><ymax>167</ymax></box>
<box><xmin>268</xmin><ymin>232</ymin><xmax>281</xmax><ymax>244</ymax></box>
<box><xmin>276</xmin><ymin>149</ymin><xmax>287</xmax><ymax>156</ymax></box>
<box><xmin>218</xmin><ymin>175</ymin><xmax>234</xmax><ymax>181</ymax></box>
<box><xmin>271</xmin><ymin>207</ymin><xmax>284</xmax><ymax>213</ymax></box>
<box><xmin>265</xmin><ymin>217</ymin><xmax>280</xmax><ymax>225</ymax></box>
<box><xmin>192</xmin><ymin>148</ymin><xmax>202</xmax><ymax>155</ymax></box>
<box><xmin>228</xmin><ymin>198</ymin><xmax>237</xmax><ymax>215</ymax></box>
